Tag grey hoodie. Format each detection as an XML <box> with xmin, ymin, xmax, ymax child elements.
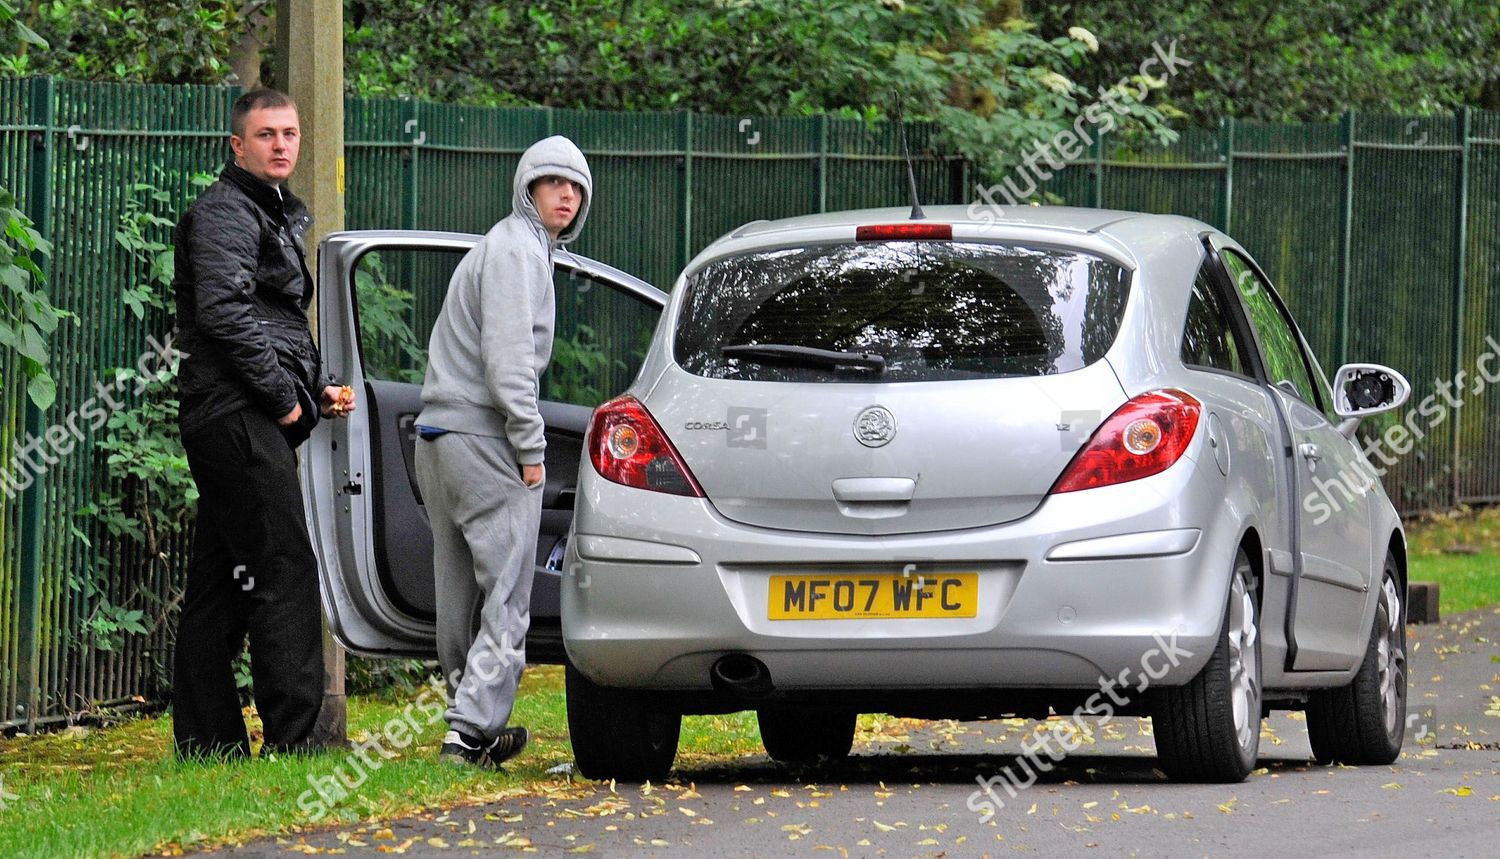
<box><xmin>417</xmin><ymin>136</ymin><xmax>593</xmax><ymax>464</ymax></box>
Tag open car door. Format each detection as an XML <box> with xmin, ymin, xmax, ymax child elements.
<box><xmin>304</xmin><ymin>230</ymin><xmax>666</xmax><ymax>659</ymax></box>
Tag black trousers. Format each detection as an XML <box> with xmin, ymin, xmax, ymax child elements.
<box><xmin>173</xmin><ymin>407</ymin><xmax>323</xmax><ymax>759</ymax></box>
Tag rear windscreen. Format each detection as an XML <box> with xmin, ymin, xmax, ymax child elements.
<box><xmin>674</xmin><ymin>241</ymin><xmax>1131</xmax><ymax>382</ymax></box>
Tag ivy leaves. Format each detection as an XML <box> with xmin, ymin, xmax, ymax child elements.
<box><xmin>0</xmin><ymin>188</ymin><xmax>74</xmax><ymax>410</ymax></box>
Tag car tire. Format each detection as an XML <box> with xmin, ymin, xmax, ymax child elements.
<box><xmin>1153</xmin><ymin>547</ymin><xmax>1261</xmax><ymax>782</ymax></box>
<box><xmin>566</xmin><ymin>662</ymin><xmax>681</xmax><ymax>781</ymax></box>
<box><xmin>757</xmin><ymin>707</ymin><xmax>857</xmax><ymax>763</ymax></box>
<box><xmin>1305</xmin><ymin>552</ymin><xmax>1406</xmax><ymax>765</ymax></box>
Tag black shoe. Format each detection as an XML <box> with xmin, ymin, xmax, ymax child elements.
<box><xmin>438</xmin><ymin>730</ymin><xmax>492</xmax><ymax>767</ymax></box>
<box><xmin>484</xmin><ymin>726</ymin><xmax>529</xmax><ymax>767</ymax></box>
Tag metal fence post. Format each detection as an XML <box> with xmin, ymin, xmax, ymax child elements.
<box><xmin>1219</xmin><ymin>116</ymin><xmax>1235</xmax><ymax>232</ymax></box>
<box><xmin>16</xmin><ymin>76</ymin><xmax>55</xmax><ymax>732</ymax></box>
<box><xmin>680</xmin><ymin>111</ymin><xmax>693</xmax><ymax>271</ymax></box>
<box><xmin>1335</xmin><ymin>110</ymin><xmax>1356</xmax><ymax>367</ymax></box>
<box><xmin>400</xmin><ymin>98</ymin><xmax>418</xmax><ymax>231</ymax></box>
<box><xmin>1452</xmin><ymin>107</ymin><xmax>1472</xmax><ymax>507</ymax></box>
<box><xmin>817</xmin><ymin>114</ymin><xmax>829</xmax><ymax>213</ymax></box>
<box><xmin>1091</xmin><ymin>130</ymin><xmax>1105</xmax><ymax>208</ymax></box>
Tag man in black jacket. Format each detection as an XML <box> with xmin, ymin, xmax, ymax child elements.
<box><xmin>171</xmin><ymin>89</ymin><xmax>354</xmax><ymax>760</ymax></box>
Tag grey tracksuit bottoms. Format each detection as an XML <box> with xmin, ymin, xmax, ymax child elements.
<box><xmin>414</xmin><ymin>431</ymin><xmax>543</xmax><ymax>740</ymax></box>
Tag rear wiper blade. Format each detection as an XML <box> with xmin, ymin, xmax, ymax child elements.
<box><xmin>722</xmin><ymin>343</ymin><xmax>886</xmax><ymax>372</ymax></box>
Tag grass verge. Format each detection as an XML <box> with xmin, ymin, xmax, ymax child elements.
<box><xmin>0</xmin><ymin>665</ymin><xmax>761</xmax><ymax>858</ymax></box>
<box><xmin>1405</xmin><ymin>505</ymin><xmax>1500</xmax><ymax>615</ymax></box>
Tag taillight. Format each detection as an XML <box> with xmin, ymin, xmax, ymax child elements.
<box><xmin>588</xmin><ymin>395</ymin><xmax>704</xmax><ymax>497</ymax></box>
<box><xmin>1050</xmin><ymin>389</ymin><xmax>1202</xmax><ymax>494</ymax></box>
<box><xmin>855</xmin><ymin>223</ymin><xmax>953</xmax><ymax>241</ymax></box>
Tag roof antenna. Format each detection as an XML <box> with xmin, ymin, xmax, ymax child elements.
<box><xmin>894</xmin><ymin>96</ymin><xmax>926</xmax><ymax>221</ymax></box>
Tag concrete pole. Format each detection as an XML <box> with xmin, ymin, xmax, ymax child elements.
<box><xmin>275</xmin><ymin>0</ymin><xmax>347</xmax><ymax>748</ymax></box>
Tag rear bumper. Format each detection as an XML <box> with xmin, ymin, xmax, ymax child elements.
<box><xmin>563</xmin><ymin>455</ymin><xmax>1234</xmax><ymax>694</ymax></box>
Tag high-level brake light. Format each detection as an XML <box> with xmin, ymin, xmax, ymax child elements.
<box><xmin>855</xmin><ymin>223</ymin><xmax>953</xmax><ymax>241</ymax></box>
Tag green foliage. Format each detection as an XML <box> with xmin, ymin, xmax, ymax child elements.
<box><xmin>1034</xmin><ymin>1</ymin><xmax>1500</xmax><ymax>124</ymax></box>
<box><xmin>8</xmin><ymin>1</ymin><xmax>1498</xmax><ymax>124</ymax></box>
<box><xmin>345</xmin><ymin>0</ymin><xmax>1176</xmax><ymax>178</ymax></box>
<box><xmin>545</xmin><ymin>323</ymin><xmax>620</xmax><ymax>408</ymax></box>
<box><xmin>346</xmin><ymin>655</ymin><xmax>435</xmax><ymax>697</ymax></box>
<box><xmin>354</xmin><ymin>253</ymin><xmax>427</xmax><ymax>384</ymax></box>
<box><xmin>74</xmin><ymin>180</ymin><xmax>199</xmax><ymax>658</ymax></box>
<box><xmin>114</xmin><ymin>182</ymin><xmax>185</xmax><ymax>318</ymax></box>
<box><xmin>0</xmin><ymin>0</ymin><xmax>46</xmax><ymax>50</ymax></box>
<box><xmin>0</xmin><ymin>5</ymin><xmax>73</xmax><ymax>412</ymax></box>
<box><xmin>0</xmin><ymin>188</ymin><xmax>73</xmax><ymax>410</ymax></box>
<box><xmin>2</xmin><ymin>0</ymin><xmax>249</xmax><ymax>81</ymax></box>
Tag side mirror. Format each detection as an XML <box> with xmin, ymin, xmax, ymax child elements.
<box><xmin>1333</xmin><ymin>363</ymin><xmax>1411</xmax><ymax>421</ymax></box>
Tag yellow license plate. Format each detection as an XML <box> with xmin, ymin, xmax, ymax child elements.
<box><xmin>767</xmin><ymin>573</ymin><xmax>979</xmax><ymax>620</ymax></box>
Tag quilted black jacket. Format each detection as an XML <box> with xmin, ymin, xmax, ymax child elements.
<box><xmin>173</xmin><ymin>160</ymin><xmax>328</xmax><ymax>444</ymax></box>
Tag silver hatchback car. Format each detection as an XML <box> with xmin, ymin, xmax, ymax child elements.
<box><xmin>558</xmin><ymin>205</ymin><xmax>1412</xmax><ymax>784</ymax></box>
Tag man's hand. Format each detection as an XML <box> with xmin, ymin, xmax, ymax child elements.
<box><xmin>321</xmin><ymin>384</ymin><xmax>357</xmax><ymax>418</ymax></box>
<box><xmin>278</xmin><ymin>402</ymin><xmax>303</xmax><ymax>426</ymax></box>
<box><xmin>521</xmin><ymin>463</ymin><xmax>545</xmax><ymax>488</ymax></box>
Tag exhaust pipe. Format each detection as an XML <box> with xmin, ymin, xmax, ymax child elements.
<box><xmin>710</xmin><ymin>654</ymin><xmax>773</xmax><ymax>699</ymax></box>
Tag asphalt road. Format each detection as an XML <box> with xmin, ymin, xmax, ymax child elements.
<box><xmin>219</xmin><ymin>608</ymin><xmax>1500</xmax><ymax>858</ymax></box>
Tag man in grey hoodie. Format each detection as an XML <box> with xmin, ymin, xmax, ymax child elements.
<box><xmin>414</xmin><ymin>136</ymin><xmax>591</xmax><ymax>767</ymax></box>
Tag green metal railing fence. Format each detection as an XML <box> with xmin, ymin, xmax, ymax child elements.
<box><xmin>0</xmin><ymin>76</ymin><xmax>1496</xmax><ymax>727</ymax></box>
<box><xmin>0</xmin><ymin>78</ymin><xmax>971</xmax><ymax>729</ymax></box>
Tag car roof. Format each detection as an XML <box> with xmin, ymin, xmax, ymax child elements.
<box><xmin>698</xmin><ymin>205</ymin><xmax>1216</xmax><ymax>274</ymax></box>
<box><xmin>727</xmin><ymin>204</ymin><xmax>1155</xmax><ymax>238</ymax></box>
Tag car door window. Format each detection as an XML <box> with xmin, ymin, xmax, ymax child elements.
<box><xmin>1223</xmin><ymin>250</ymin><xmax>1321</xmax><ymax>409</ymax></box>
<box><xmin>547</xmin><ymin>266</ymin><xmax>660</xmax><ymax>407</ymax></box>
<box><xmin>1181</xmin><ymin>267</ymin><xmax>1251</xmax><ymax>376</ymax></box>
<box><xmin>355</xmin><ymin>248</ymin><xmax>461</xmax><ymax>383</ymax></box>
<box><xmin>352</xmin><ymin>249</ymin><xmax>659</xmax><ymax>405</ymax></box>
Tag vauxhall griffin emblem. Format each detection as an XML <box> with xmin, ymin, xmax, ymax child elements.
<box><xmin>853</xmin><ymin>405</ymin><xmax>897</xmax><ymax>448</ymax></box>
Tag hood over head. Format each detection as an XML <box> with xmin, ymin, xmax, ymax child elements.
<box><xmin>513</xmin><ymin>135</ymin><xmax>593</xmax><ymax>248</ymax></box>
